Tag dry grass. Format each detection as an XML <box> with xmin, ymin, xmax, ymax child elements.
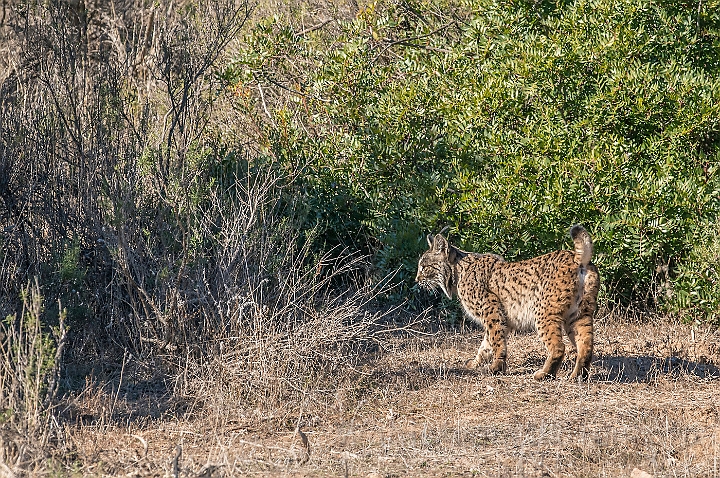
<box><xmin>40</xmin><ymin>311</ymin><xmax>720</xmax><ymax>478</ymax></box>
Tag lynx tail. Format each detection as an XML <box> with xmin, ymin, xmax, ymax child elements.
<box><xmin>570</xmin><ymin>225</ymin><xmax>593</xmax><ymax>267</ymax></box>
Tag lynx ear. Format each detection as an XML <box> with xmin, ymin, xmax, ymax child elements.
<box><xmin>432</xmin><ymin>234</ymin><xmax>449</xmax><ymax>254</ymax></box>
<box><xmin>427</xmin><ymin>233</ymin><xmax>434</xmax><ymax>248</ymax></box>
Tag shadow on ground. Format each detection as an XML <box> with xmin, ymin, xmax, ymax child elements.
<box><xmin>60</xmin><ymin>374</ymin><xmax>192</xmax><ymax>425</ymax></box>
<box><xmin>592</xmin><ymin>354</ymin><xmax>720</xmax><ymax>382</ymax></box>
<box><xmin>371</xmin><ymin>354</ymin><xmax>720</xmax><ymax>388</ymax></box>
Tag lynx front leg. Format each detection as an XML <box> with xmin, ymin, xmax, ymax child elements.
<box><xmin>464</xmin><ymin>295</ymin><xmax>506</xmax><ymax>374</ymax></box>
<box><xmin>485</xmin><ymin>314</ymin><xmax>508</xmax><ymax>374</ymax></box>
<box><xmin>479</xmin><ymin>300</ymin><xmax>507</xmax><ymax>374</ymax></box>
<box><xmin>467</xmin><ymin>332</ymin><xmax>493</xmax><ymax>368</ymax></box>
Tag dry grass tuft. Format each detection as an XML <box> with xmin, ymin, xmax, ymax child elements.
<box><xmin>0</xmin><ymin>280</ymin><xmax>68</xmax><ymax>475</ymax></box>
<box><xmin>137</xmin><ymin>170</ymin><xmax>399</xmax><ymax>426</ymax></box>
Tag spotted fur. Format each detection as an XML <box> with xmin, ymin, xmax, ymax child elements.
<box><xmin>416</xmin><ymin>225</ymin><xmax>599</xmax><ymax>381</ymax></box>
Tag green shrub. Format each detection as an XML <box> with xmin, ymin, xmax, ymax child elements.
<box><xmin>230</xmin><ymin>0</ymin><xmax>720</xmax><ymax>321</ymax></box>
<box><xmin>670</xmin><ymin>222</ymin><xmax>720</xmax><ymax>323</ymax></box>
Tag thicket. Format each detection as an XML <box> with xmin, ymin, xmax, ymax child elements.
<box><xmin>231</xmin><ymin>0</ymin><xmax>720</xmax><ymax>321</ymax></box>
<box><xmin>0</xmin><ymin>0</ymin><xmax>382</xmax><ymax>469</ymax></box>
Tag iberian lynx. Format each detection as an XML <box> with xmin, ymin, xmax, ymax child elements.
<box><xmin>416</xmin><ymin>225</ymin><xmax>599</xmax><ymax>380</ymax></box>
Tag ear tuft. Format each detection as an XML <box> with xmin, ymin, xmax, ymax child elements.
<box><xmin>432</xmin><ymin>234</ymin><xmax>449</xmax><ymax>254</ymax></box>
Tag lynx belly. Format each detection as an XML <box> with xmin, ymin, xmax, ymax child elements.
<box><xmin>505</xmin><ymin>297</ymin><xmax>537</xmax><ymax>333</ymax></box>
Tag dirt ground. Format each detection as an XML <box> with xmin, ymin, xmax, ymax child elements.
<box><xmin>54</xmin><ymin>314</ymin><xmax>720</xmax><ymax>478</ymax></box>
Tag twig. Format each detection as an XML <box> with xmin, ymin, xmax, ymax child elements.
<box><xmin>42</xmin><ymin>297</ymin><xmax>68</xmax><ymax>410</ymax></box>
<box><xmin>372</xmin><ymin>23</ymin><xmax>455</xmax><ymax>63</ymax></box>
<box><xmin>296</xmin><ymin>19</ymin><xmax>333</xmax><ymax>37</ymax></box>
<box><xmin>383</xmin><ymin>39</ymin><xmax>452</xmax><ymax>54</ymax></box>
<box><xmin>111</xmin><ymin>350</ymin><xmax>128</xmax><ymax>420</ymax></box>
<box><xmin>257</xmin><ymin>84</ymin><xmax>276</xmax><ymax>128</ymax></box>
<box><xmin>172</xmin><ymin>444</ymin><xmax>182</xmax><ymax>478</ymax></box>
<box><xmin>295</xmin><ymin>426</ymin><xmax>310</xmax><ymax>465</ymax></box>
<box><xmin>257</xmin><ymin>74</ymin><xmax>331</xmax><ymax>103</ymax></box>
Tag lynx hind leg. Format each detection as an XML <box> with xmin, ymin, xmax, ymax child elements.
<box><xmin>564</xmin><ymin>324</ymin><xmax>578</xmax><ymax>361</ymax></box>
<box><xmin>467</xmin><ymin>332</ymin><xmax>493</xmax><ymax>369</ymax></box>
<box><xmin>567</xmin><ymin>314</ymin><xmax>593</xmax><ymax>381</ymax></box>
<box><xmin>534</xmin><ymin>315</ymin><xmax>565</xmax><ymax>381</ymax></box>
<box><xmin>569</xmin><ymin>264</ymin><xmax>599</xmax><ymax>381</ymax></box>
<box><xmin>564</xmin><ymin>316</ymin><xmax>579</xmax><ymax>362</ymax></box>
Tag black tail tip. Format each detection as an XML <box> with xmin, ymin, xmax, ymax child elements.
<box><xmin>570</xmin><ymin>224</ymin><xmax>586</xmax><ymax>239</ymax></box>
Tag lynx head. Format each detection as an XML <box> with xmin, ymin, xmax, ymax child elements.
<box><xmin>416</xmin><ymin>232</ymin><xmax>457</xmax><ymax>299</ymax></box>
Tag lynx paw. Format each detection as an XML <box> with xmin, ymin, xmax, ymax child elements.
<box><xmin>489</xmin><ymin>359</ymin><xmax>507</xmax><ymax>375</ymax></box>
<box><xmin>466</xmin><ymin>350</ymin><xmax>493</xmax><ymax>369</ymax></box>
<box><xmin>567</xmin><ymin>369</ymin><xmax>589</xmax><ymax>382</ymax></box>
<box><xmin>465</xmin><ymin>358</ymin><xmax>480</xmax><ymax>369</ymax></box>
<box><xmin>533</xmin><ymin>369</ymin><xmax>556</xmax><ymax>381</ymax></box>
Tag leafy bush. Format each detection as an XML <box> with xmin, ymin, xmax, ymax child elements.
<box><xmin>670</xmin><ymin>223</ymin><xmax>720</xmax><ymax>323</ymax></box>
<box><xmin>230</xmin><ymin>0</ymin><xmax>720</xmax><ymax>320</ymax></box>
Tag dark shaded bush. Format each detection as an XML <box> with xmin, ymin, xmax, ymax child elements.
<box><xmin>0</xmin><ymin>0</ymin><xmax>252</xmax><ymax>347</ymax></box>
